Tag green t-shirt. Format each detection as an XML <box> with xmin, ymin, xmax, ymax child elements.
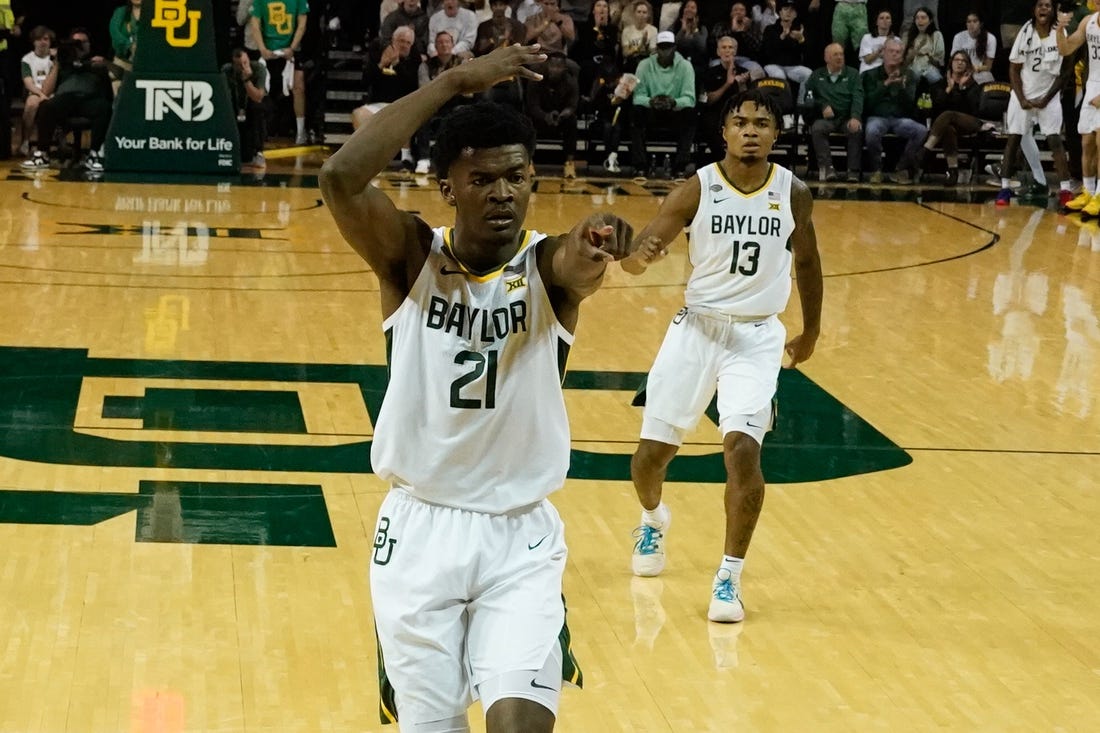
<box><xmin>252</xmin><ymin>0</ymin><xmax>310</xmax><ymax>51</ymax></box>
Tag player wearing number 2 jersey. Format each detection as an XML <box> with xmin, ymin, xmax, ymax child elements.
<box><xmin>621</xmin><ymin>88</ymin><xmax>822</xmax><ymax>624</ymax></box>
<box><xmin>996</xmin><ymin>0</ymin><xmax>1070</xmax><ymax>207</ymax></box>
<box><xmin>321</xmin><ymin>45</ymin><xmax>636</xmax><ymax>733</ymax></box>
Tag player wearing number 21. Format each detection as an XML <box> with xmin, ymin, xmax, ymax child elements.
<box><xmin>622</xmin><ymin>88</ymin><xmax>823</xmax><ymax>625</ymax></box>
<box><xmin>321</xmin><ymin>44</ymin><xmax>636</xmax><ymax>733</ymax></box>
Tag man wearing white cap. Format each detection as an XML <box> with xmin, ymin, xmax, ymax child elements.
<box><xmin>630</xmin><ymin>30</ymin><xmax>698</xmax><ymax>178</ymax></box>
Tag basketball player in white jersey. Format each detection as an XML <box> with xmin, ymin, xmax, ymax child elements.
<box><xmin>1057</xmin><ymin>5</ymin><xmax>1100</xmax><ymax>215</ymax></box>
<box><xmin>320</xmin><ymin>44</ymin><xmax>636</xmax><ymax>733</ymax></box>
<box><xmin>621</xmin><ymin>88</ymin><xmax>822</xmax><ymax>624</ymax></box>
<box><xmin>996</xmin><ymin>0</ymin><xmax>1071</xmax><ymax>207</ymax></box>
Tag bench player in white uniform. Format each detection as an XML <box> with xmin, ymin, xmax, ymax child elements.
<box><xmin>321</xmin><ymin>45</ymin><xmax>636</xmax><ymax>733</ymax></box>
<box><xmin>996</xmin><ymin>0</ymin><xmax>1071</xmax><ymax>207</ymax></box>
<box><xmin>621</xmin><ymin>88</ymin><xmax>823</xmax><ymax>623</ymax></box>
<box><xmin>1057</xmin><ymin>6</ymin><xmax>1100</xmax><ymax>214</ymax></box>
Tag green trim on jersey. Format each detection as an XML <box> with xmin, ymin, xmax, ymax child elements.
<box><xmin>559</xmin><ymin>594</ymin><xmax>584</xmax><ymax>687</ymax></box>
<box><xmin>556</xmin><ymin>337</ymin><xmax>571</xmax><ymax>384</ymax></box>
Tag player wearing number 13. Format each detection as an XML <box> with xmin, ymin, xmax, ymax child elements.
<box><xmin>321</xmin><ymin>44</ymin><xmax>636</xmax><ymax>733</ymax></box>
<box><xmin>622</xmin><ymin>88</ymin><xmax>822</xmax><ymax>624</ymax></box>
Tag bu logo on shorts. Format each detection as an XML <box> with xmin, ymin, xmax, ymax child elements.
<box><xmin>373</xmin><ymin>516</ymin><xmax>397</xmax><ymax>565</ymax></box>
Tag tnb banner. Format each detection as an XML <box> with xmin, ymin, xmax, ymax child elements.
<box><xmin>106</xmin><ymin>0</ymin><xmax>240</xmax><ymax>173</ymax></box>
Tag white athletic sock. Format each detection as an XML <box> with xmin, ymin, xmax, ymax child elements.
<box><xmin>1061</xmin><ymin>180</ymin><xmax>1072</xmax><ymax>191</ymax></box>
<box><xmin>719</xmin><ymin>555</ymin><xmax>745</xmax><ymax>586</ymax></box>
<box><xmin>1001</xmin><ymin>177</ymin><xmax>1012</xmax><ymax>189</ymax></box>
<box><xmin>641</xmin><ymin>502</ymin><xmax>670</xmax><ymax>529</ymax></box>
<box><xmin>296</xmin><ymin>117</ymin><xmax>305</xmax><ymax>138</ymax></box>
<box><xmin>1085</xmin><ymin>176</ymin><xmax>1096</xmax><ymax>194</ymax></box>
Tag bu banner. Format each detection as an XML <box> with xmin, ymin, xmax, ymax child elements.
<box><xmin>106</xmin><ymin>0</ymin><xmax>240</xmax><ymax>173</ymax></box>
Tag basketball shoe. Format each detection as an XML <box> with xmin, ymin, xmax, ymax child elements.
<box><xmin>707</xmin><ymin>568</ymin><xmax>745</xmax><ymax>623</ymax></box>
<box><xmin>631</xmin><ymin>510</ymin><xmax>670</xmax><ymax>577</ymax></box>
<box><xmin>1064</xmin><ymin>189</ymin><xmax>1092</xmax><ymax>212</ymax></box>
<box><xmin>1083</xmin><ymin>193</ymin><xmax>1100</xmax><ymax>218</ymax></box>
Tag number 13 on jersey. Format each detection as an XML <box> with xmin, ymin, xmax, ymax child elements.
<box><xmin>730</xmin><ymin>240</ymin><xmax>761</xmax><ymax>276</ymax></box>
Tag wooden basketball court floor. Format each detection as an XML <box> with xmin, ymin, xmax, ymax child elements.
<box><xmin>0</xmin><ymin>160</ymin><xmax>1098</xmax><ymax>733</ymax></box>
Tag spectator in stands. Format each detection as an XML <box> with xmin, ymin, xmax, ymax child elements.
<box><xmin>527</xmin><ymin>50</ymin><xmax>581</xmax><ymax>178</ymax></box>
<box><xmin>858</xmin><ymin>9</ymin><xmax>898</xmax><ymax>74</ymax></box>
<box><xmin>19</xmin><ymin>25</ymin><xmax>53</xmax><ymax>157</ymax></box>
<box><xmin>950</xmin><ymin>11</ymin><xmax>996</xmax><ymax>85</ymax></box>
<box><xmin>476</xmin><ymin>0</ymin><xmax>526</xmax><ymax>55</ymax></box>
<box><xmin>621</xmin><ymin>0</ymin><xmax>657</xmax><ymax>73</ymax></box>
<box><xmin>525</xmin><ymin>0</ymin><xmax>575</xmax><ymax>53</ymax></box>
<box><xmin>672</xmin><ymin>0</ymin><xmax>707</xmax><ymax>74</ymax></box>
<box><xmin>586</xmin><ymin>53</ymin><xmax>628</xmax><ymax>171</ymax></box>
<box><xmin>832</xmin><ymin>0</ymin><xmax>868</xmax><ymax>59</ymax></box>
<box><xmin>413</xmin><ymin>30</ymin><xmax>467</xmax><ymax>173</ymax></box>
<box><xmin>21</xmin><ymin>33</ymin><xmax>113</xmax><ymax>173</ymax></box>
<box><xmin>353</xmin><ymin>25</ymin><xmax>420</xmax><ymax>167</ymax></box>
<box><xmin>571</xmin><ymin>0</ymin><xmax>617</xmax><ymax>84</ymax></box>
<box><xmin>805</xmin><ymin>41</ymin><xmax>863</xmax><ymax>181</ymax></box>
<box><xmin>381</xmin><ymin>0</ymin><xmax>431</xmax><ymax>59</ymax></box>
<box><xmin>919</xmin><ymin>50</ymin><xmax>989</xmax><ymax>185</ymax></box>
<box><xmin>762</xmin><ymin>1</ymin><xmax>810</xmax><ymax>105</ymax></box>
<box><xmin>108</xmin><ymin>0</ymin><xmax>140</xmax><ymax>92</ymax></box>
<box><xmin>251</xmin><ymin>0</ymin><xmax>310</xmax><ymax>144</ymax></box>
<box><xmin>712</xmin><ymin>1</ymin><xmax>765</xmax><ymax>80</ymax></box>
<box><xmin>630</xmin><ymin>30</ymin><xmax>696</xmax><ymax>177</ymax></box>
<box><xmin>862</xmin><ymin>37</ymin><xmax>927</xmax><ymax>184</ymax></box>
<box><xmin>903</xmin><ymin>6</ymin><xmax>944</xmax><ymax>85</ymax></box>
<box><xmin>563</xmin><ymin>0</ymin><xmax>594</xmax><ymax>24</ymax></box>
<box><xmin>224</xmin><ymin>48</ymin><xmax>269</xmax><ymax>168</ymax></box>
<box><xmin>430</xmin><ymin>0</ymin><xmax>478</xmax><ymax>58</ymax></box>
<box><xmin>699</xmin><ymin>34</ymin><xmax>752</xmax><ymax>161</ymax></box>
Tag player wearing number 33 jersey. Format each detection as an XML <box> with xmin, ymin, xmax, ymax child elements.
<box><xmin>371</xmin><ymin>226</ymin><xmax>573</xmax><ymax>512</ymax></box>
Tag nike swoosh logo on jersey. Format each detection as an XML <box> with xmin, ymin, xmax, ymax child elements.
<box><xmin>713</xmin><ymin>197</ymin><xmax>729</xmax><ymax>204</ymax></box>
<box><xmin>528</xmin><ymin>534</ymin><xmax>550</xmax><ymax>550</ymax></box>
<box><xmin>530</xmin><ymin>679</ymin><xmax>555</xmax><ymax>691</ymax></box>
<box><xmin>439</xmin><ymin>265</ymin><xmax>465</xmax><ymax>275</ymax></box>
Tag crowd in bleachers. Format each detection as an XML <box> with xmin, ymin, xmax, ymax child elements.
<box><xmin>0</xmin><ymin>0</ymin><xmax>1092</xmax><ymax>194</ymax></box>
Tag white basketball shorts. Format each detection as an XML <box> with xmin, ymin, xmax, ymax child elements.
<box><xmin>641</xmin><ymin>307</ymin><xmax>784</xmax><ymax>446</ymax></box>
<box><xmin>1079</xmin><ymin>82</ymin><xmax>1100</xmax><ymax>134</ymax></box>
<box><xmin>369</xmin><ymin>489</ymin><xmax>582</xmax><ymax>728</ymax></box>
<box><xmin>1006</xmin><ymin>93</ymin><xmax>1063</xmax><ymax>136</ymax></box>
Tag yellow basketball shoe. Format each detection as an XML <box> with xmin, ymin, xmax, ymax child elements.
<box><xmin>1064</xmin><ymin>189</ymin><xmax>1092</xmax><ymax>212</ymax></box>
<box><xmin>1082</xmin><ymin>193</ymin><xmax>1100</xmax><ymax>217</ymax></box>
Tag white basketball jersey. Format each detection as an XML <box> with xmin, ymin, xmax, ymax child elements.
<box><xmin>686</xmin><ymin>162</ymin><xmax>797</xmax><ymax>316</ymax></box>
<box><xmin>370</xmin><ymin>227</ymin><xmax>574</xmax><ymax>513</ymax></box>
<box><xmin>1086</xmin><ymin>14</ymin><xmax>1100</xmax><ymax>84</ymax></box>
<box><xmin>1009</xmin><ymin>22</ymin><xmax>1064</xmax><ymax>99</ymax></box>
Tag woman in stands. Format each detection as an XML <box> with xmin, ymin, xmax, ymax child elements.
<box><xmin>903</xmin><ymin>6</ymin><xmax>945</xmax><ymax>85</ymax></box>
<box><xmin>950</xmin><ymin>11</ymin><xmax>997</xmax><ymax>85</ymax></box>
<box><xmin>920</xmin><ymin>50</ymin><xmax>991</xmax><ymax>185</ymax></box>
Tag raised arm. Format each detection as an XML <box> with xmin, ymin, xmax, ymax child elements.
<box><xmin>1056</xmin><ymin>10</ymin><xmax>1091</xmax><ymax>55</ymax></box>
<box><xmin>319</xmin><ymin>44</ymin><xmax>547</xmax><ymax>317</ymax></box>
<box><xmin>784</xmin><ymin>178</ymin><xmax>822</xmax><ymax>368</ymax></box>
<box><xmin>620</xmin><ymin>174</ymin><xmax>702</xmax><ymax>275</ymax></box>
